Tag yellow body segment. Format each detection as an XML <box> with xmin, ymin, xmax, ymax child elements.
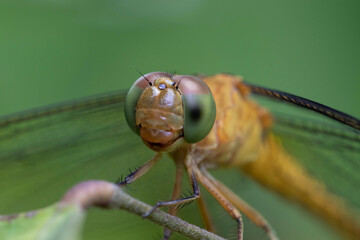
<box><xmin>195</xmin><ymin>74</ymin><xmax>359</xmax><ymax>239</ymax></box>
<box><xmin>194</xmin><ymin>74</ymin><xmax>272</xmax><ymax>167</ymax></box>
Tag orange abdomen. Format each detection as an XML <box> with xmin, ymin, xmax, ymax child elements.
<box><xmin>241</xmin><ymin>134</ymin><xmax>360</xmax><ymax>239</ymax></box>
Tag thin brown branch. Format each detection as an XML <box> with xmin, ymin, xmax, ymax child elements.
<box><xmin>61</xmin><ymin>180</ymin><xmax>226</xmax><ymax>240</ymax></box>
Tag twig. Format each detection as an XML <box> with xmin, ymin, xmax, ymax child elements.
<box><xmin>61</xmin><ymin>180</ymin><xmax>226</xmax><ymax>240</ymax></box>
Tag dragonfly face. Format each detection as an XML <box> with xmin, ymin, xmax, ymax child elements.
<box><xmin>124</xmin><ymin>72</ymin><xmax>216</xmax><ymax>152</ymax></box>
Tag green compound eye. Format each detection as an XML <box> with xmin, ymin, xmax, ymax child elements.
<box><xmin>174</xmin><ymin>75</ymin><xmax>216</xmax><ymax>143</ymax></box>
<box><xmin>124</xmin><ymin>82</ymin><xmax>144</xmax><ymax>135</ymax></box>
<box><xmin>124</xmin><ymin>72</ymin><xmax>172</xmax><ymax>134</ymax></box>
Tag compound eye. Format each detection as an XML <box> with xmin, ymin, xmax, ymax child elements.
<box><xmin>174</xmin><ymin>75</ymin><xmax>216</xmax><ymax>143</ymax></box>
<box><xmin>124</xmin><ymin>72</ymin><xmax>171</xmax><ymax>134</ymax></box>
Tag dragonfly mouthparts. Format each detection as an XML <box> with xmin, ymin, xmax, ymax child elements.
<box><xmin>139</xmin><ymin>127</ymin><xmax>184</xmax><ymax>152</ymax></box>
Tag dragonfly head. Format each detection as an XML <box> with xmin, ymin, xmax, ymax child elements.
<box><xmin>125</xmin><ymin>72</ymin><xmax>216</xmax><ymax>152</ymax></box>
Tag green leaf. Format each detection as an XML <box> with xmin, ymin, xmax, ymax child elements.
<box><xmin>0</xmin><ymin>204</ymin><xmax>84</xmax><ymax>240</ymax></box>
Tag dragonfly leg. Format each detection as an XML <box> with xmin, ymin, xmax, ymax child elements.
<box><xmin>201</xmin><ymin>168</ymin><xmax>278</xmax><ymax>240</ymax></box>
<box><xmin>194</xmin><ymin>167</ymin><xmax>244</xmax><ymax>240</ymax></box>
<box><xmin>116</xmin><ymin>152</ymin><xmax>162</xmax><ymax>187</ymax></box>
<box><xmin>142</xmin><ymin>162</ymin><xmax>200</xmax><ymax>218</ymax></box>
<box><xmin>197</xmin><ymin>194</ymin><xmax>216</xmax><ymax>233</ymax></box>
<box><xmin>162</xmin><ymin>159</ymin><xmax>184</xmax><ymax>240</ymax></box>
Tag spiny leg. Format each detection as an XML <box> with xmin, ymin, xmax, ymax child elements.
<box><xmin>143</xmin><ymin>152</ymin><xmax>200</xmax><ymax>218</ymax></box>
<box><xmin>116</xmin><ymin>153</ymin><xmax>162</xmax><ymax>187</ymax></box>
<box><xmin>142</xmin><ymin>170</ymin><xmax>200</xmax><ymax>218</ymax></box>
<box><xmin>162</xmin><ymin>159</ymin><xmax>184</xmax><ymax>240</ymax></box>
<box><xmin>194</xmin><ymin>167</ymin><xmax>244</xmax><ymax>240</ymax></box>
<box><xmin>201</xmin><ymin>168</ymin><xmax>278</xmax><ymax>240</ymax></box>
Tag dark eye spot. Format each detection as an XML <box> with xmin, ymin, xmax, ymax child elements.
<box><xmin>190</xmin><ymin>106</ymin><xmax>201</xmax><ymax>121</ymax></box>
<box><xmin>159</xmin><ymin>83</ymin><xmax>166</xmax><ymax>90</ymax></box>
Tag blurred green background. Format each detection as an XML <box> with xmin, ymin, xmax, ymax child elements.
<box><xmin>0</xmin><ymin>0</ymin><xmax>359</xmax><ymax>240</ymax></box>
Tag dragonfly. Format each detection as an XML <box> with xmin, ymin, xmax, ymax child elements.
<box><xmin>0</xmin><ymin>72</ymin><xmax>359</xmax><ymax>240</ymax></box>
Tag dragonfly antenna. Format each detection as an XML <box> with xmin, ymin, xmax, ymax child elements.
<box><xmin>136</xmin><ymin>69</ymin><xmax>152</xmax><ymax>86</ymax></box>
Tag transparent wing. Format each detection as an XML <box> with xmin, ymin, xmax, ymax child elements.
<box><xmin>251</xmin><ymin>93</ymin><xmax>360</xmax><ymax>212</ymax></box>
<box><xmin>0</xmin><ymin>90</ymin><xmax>128</xmax><ymax>211</ymax></box>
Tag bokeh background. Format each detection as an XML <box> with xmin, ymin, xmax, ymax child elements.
<box><xmin>0</xmin><ymin>1</ymin><xmax>359</xmax><ymax>240</ymax></box>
